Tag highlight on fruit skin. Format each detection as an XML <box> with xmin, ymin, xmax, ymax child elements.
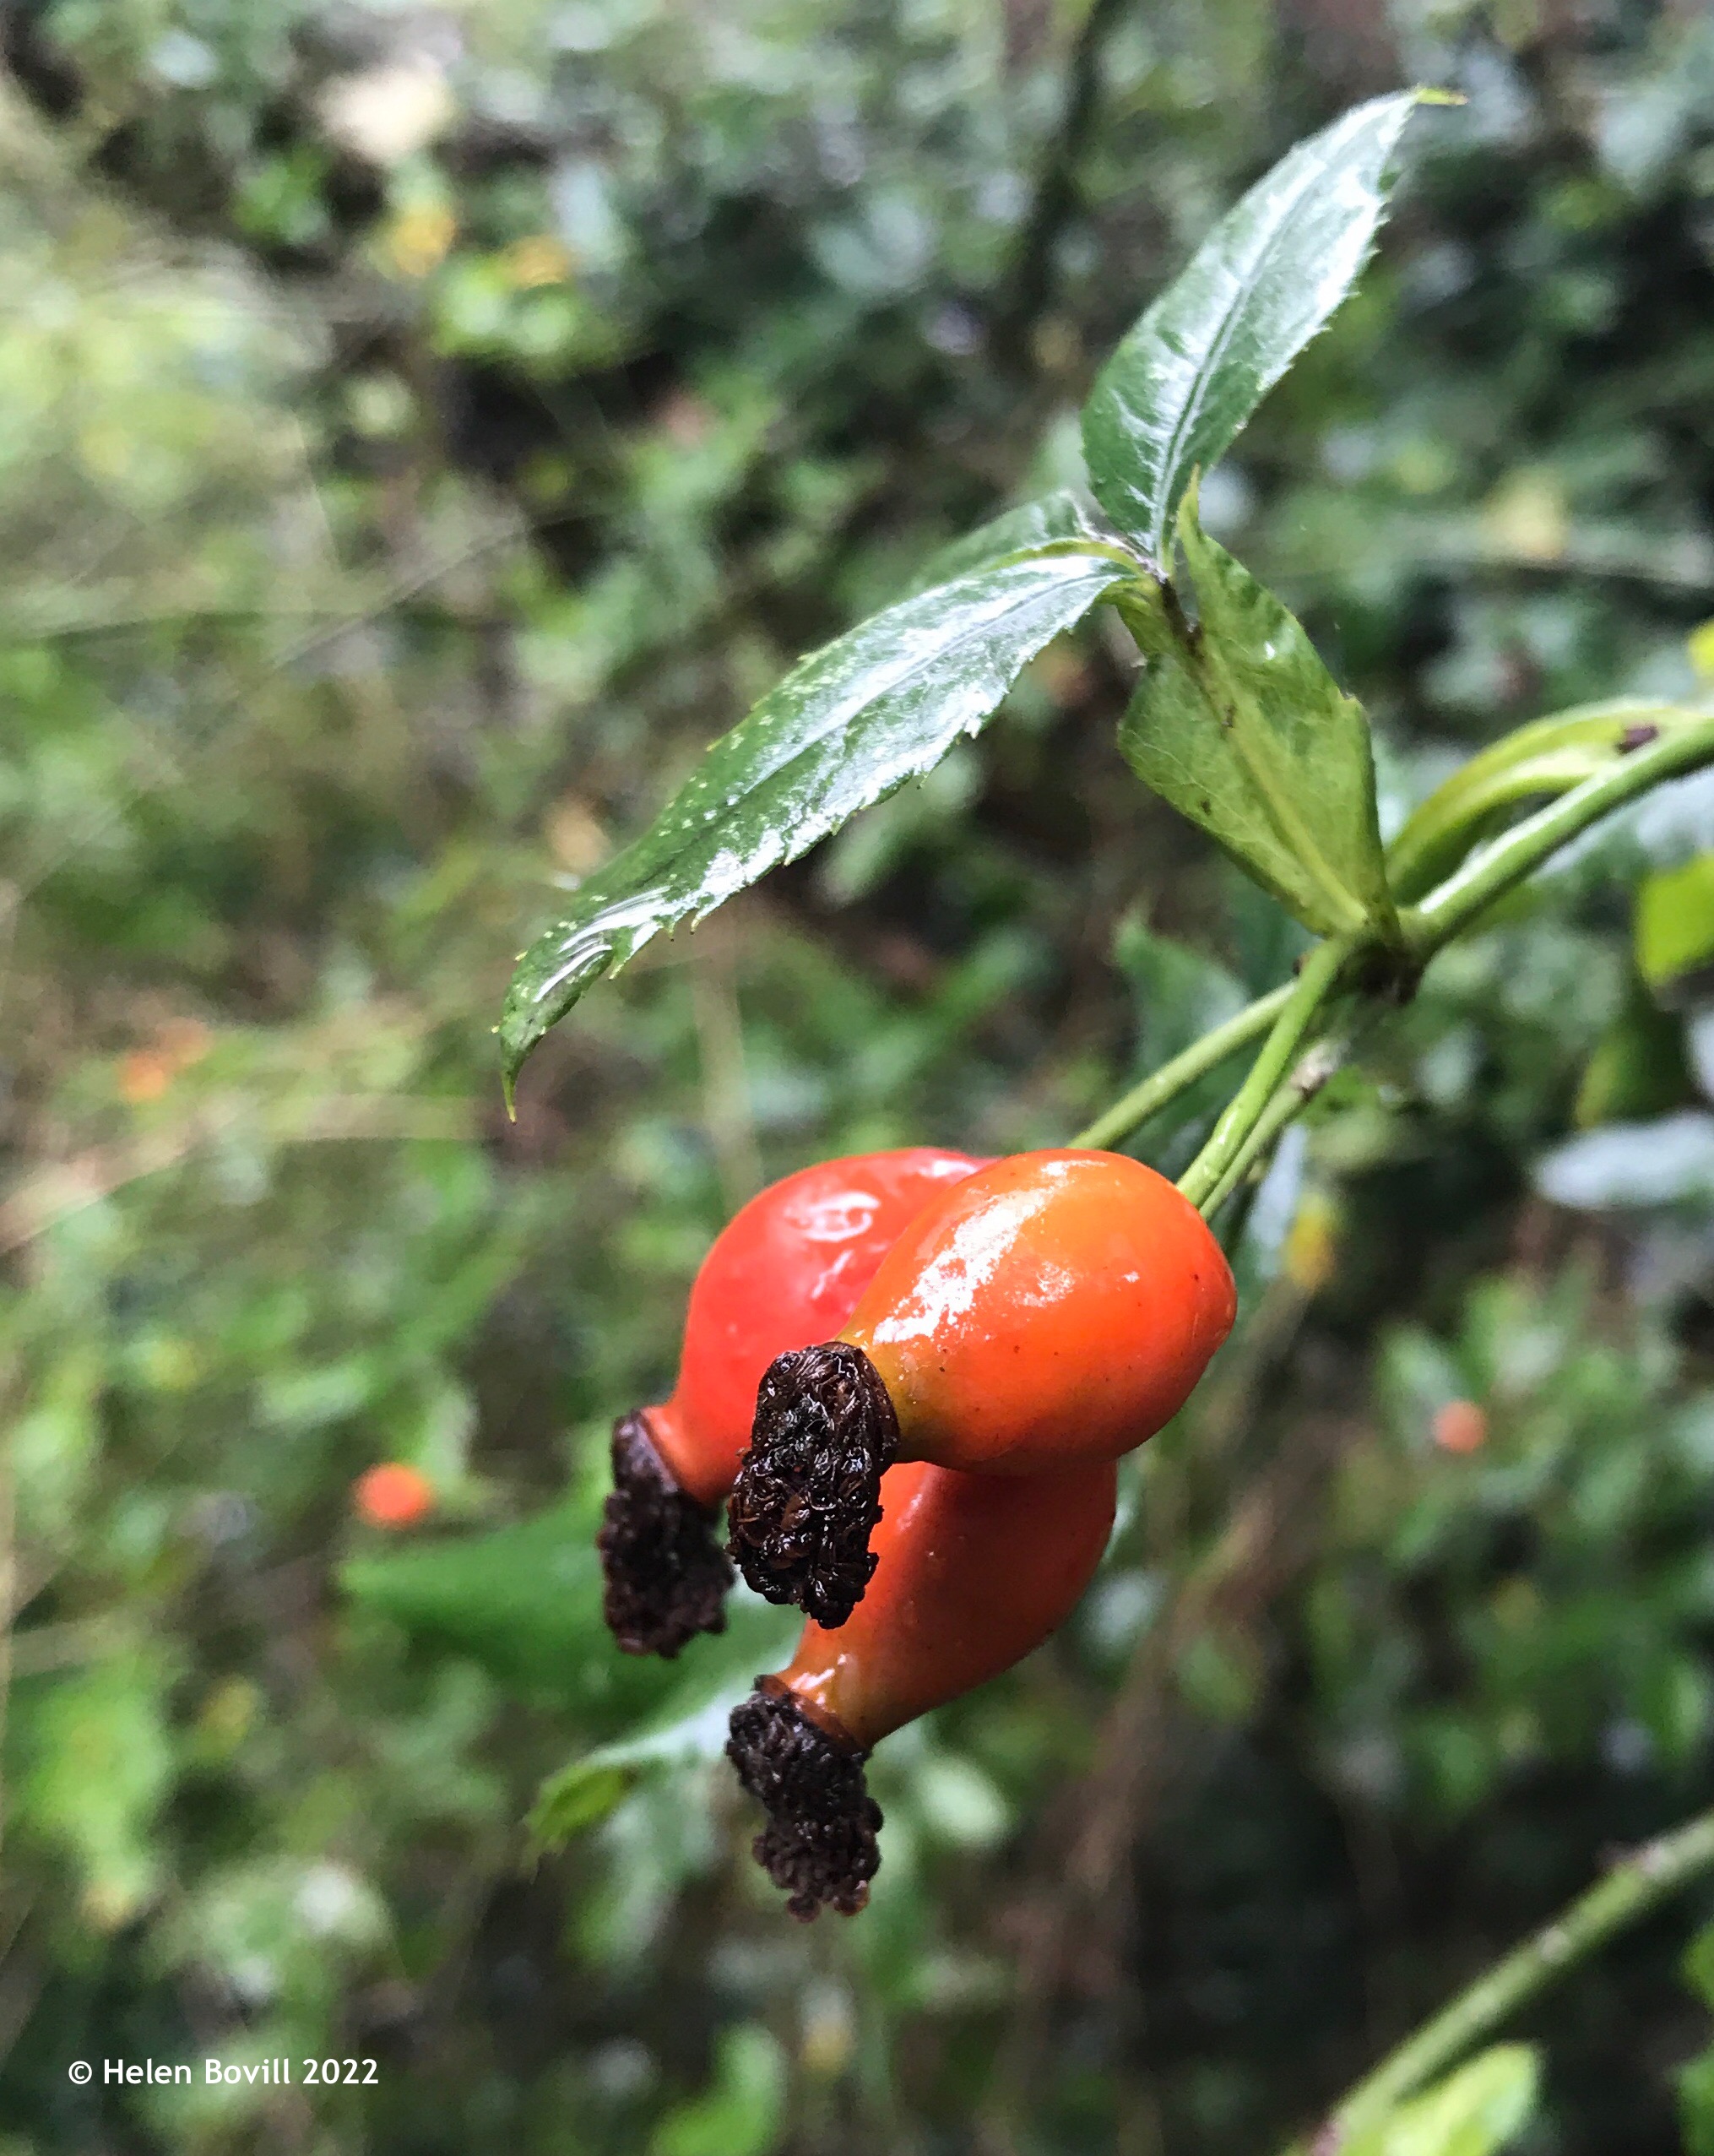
<box><xmin>353</xmin><ymin>1462</ymin><xmax>437</xmax><ymax>1529</ymax></box>
<box><xmin>598</xmin><ymin>1147</ymin><xmax>984</xmax><ymax>1657</ymax></box>
<box><xmin>726</xmin><ymin>1454</ymin><xmax>1116</xmax><ymax>1918</ymax></box>
<box><xmin>726</xmin><ymin>1149</ymin><xmax>1234</xmax><ymax>1626</ymax></box>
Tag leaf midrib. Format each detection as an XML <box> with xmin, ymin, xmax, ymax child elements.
<box><xmin>1143</xmin><ymin>149</ymin><xmax>1336</xmax><ymax>563</ymax></box>
<box><xmin>595</xmin><ymin>554</ymin><xmax>1130</xmax><ymax>904</ymax></box>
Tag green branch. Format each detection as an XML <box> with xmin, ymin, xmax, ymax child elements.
<box><xmin>1175</xmin><ymin>935</ymin><xmax>1353</xmax><ymax>1212</ymax></box>
<box><xmin>1072</xmin><ymin>981</ymin><xmax>1292</xmax><ymax>1151</ymax></box>
<box><xmin>1196</xmin><ymin>1030</ymin><xmax>1347</xmax><ymax>1219</ymax></box>
<box><xmin>1305</xmin><ymin>1806</ymin><xmax>1714</xmax><ymax>2148</ymax></box>
<box><xmin>1403</xmin><ymin>714</ymin><xmax>1714</xmax><ymax>959</ymax></box>
<box><xmin>1077</xmin><ymin>710</ymin><xmax>1714</xmax><ymax>1193</ymax></box>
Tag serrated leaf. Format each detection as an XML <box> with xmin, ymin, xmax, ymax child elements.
<box><xmin>500</xmin><ymin>548</ymin><xmax>1135</xmax><ymax>1093</ymax></box>
<box><xmin>529</xmin><ymin>1592</ymin><xmax>797</xmax><ymax>1844</ymax></box>
<box><xmin>1118</xmin><ymin>486</ymin><xmax>1394</xmax><ymax>937</ymax></box>
<box><xmin>909</xmin><ymin>489</ymin><xmax>1103</xmax><ymax>593</ymax></box>
<box><xmin>1343</xmin><ymin>2045</ymin><xmax>1539</xmax><ymax>2156</ymax></box>
<box><xmin>1082</xmin><ymin>90</ymin><xmax>1422</xmax><ymax>565</ymax></box>
<box><xmin>1388</xmin><ymin>700</ymin><xmax>1708</xmax><ymax>902</ymax></box>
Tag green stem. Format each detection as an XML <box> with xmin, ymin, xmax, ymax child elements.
<box><xmin>1176</xmin><ymin>936</ymin><xmax>1353</xmax><ymax>1214</ymax></box>
<box><xmin>1196</xmin><ymin>1030</ymin><xmax>1348</xmax><ymax>1219</ymax></box>
<box><xmin>1077</xmin><ymin>711</ymin><xmax>1714</xmax><ymax>1183</ymax></box>
<box><xmin>1071</xmin><ymin>983</ymin><xmax>1292</xmax><ymax>1151</ymax></box>
<box><xmin>1309</xmin><ymin>1806</ymin><xmax>1714</xmax><ymax>2148</ymax></box>
<box><xmin>1382</xmin><ymin>698</ymin><xmax>1695</xmax><ymax>902</ymax></box>
<box><xmin>1402</xmin><ymin>714</ymin><xmax>1714</xmax><ymax>959</ymax></box>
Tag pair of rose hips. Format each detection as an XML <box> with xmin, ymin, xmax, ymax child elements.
<box><xmin>598</xmin><ymin>1146</ymin><xmax>1235</xmax><ymax>1918</ymax></box>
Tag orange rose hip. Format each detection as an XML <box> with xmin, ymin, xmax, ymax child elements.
<box><xmin>726</xmin><ymin>1149</ymin><xmax>1234</xmax><ymax>1624</ymax></box>
<box><xmin>726</xmin><ymin>1453</ymin><xmax>1116</xmax><ymax>1917</ymax></box>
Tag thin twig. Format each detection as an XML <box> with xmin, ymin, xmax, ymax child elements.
<box><xmin>1073</xmin><ymin>981</ymin><xmax>1292</xmax><ymax>1151</ymax></box>
<box><xmin>1301</xmin><ymin>1806</ymin><xmax>1714</xmax><ymax>2150</ymax></box>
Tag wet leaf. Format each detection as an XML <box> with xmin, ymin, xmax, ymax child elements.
<box><xmin>529</xmin><ymin>1591</ymin><xmax>796</xmax><ymax>1844</ymax></box>
<box><xmin>909</xmin><ymin>488</ymin><xmax>1104</xmax><ymax>592</ymax></box>
<box><xmin>1082</xmin><ymin>91</ymin><xmax>1422</xmax><ymax>565</ymax></box>
<box><xmin>501</xmin><ymin>547</ymin><xmax>1135</xmax><ymax>1094</ymax></box>
<box><xmin>1118</xmin><ymin>486</ymin><xmax>1393</xmax><ymax>937</ymax></box>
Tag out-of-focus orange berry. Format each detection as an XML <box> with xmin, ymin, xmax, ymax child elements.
<box><xmin>354</xmin><ymin>1462</ymin><xmax>436</xmax><ymax>1529</ymax></box>
<box><xmin>1433</xmin><ymin>1400</ymin><xmax>1488</xmax><ymax>1455</ymax></box>
<box><xmin>117</xmin><ymin>1019</ymin><xmax>213</xmax><ymax>1104</ymax></box>
<box><xmin>118</xmin><ymin>1051</ymin><xmax>173</xmax><ymax>1103</ymax></box>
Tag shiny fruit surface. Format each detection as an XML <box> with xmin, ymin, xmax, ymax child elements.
<box><xmin>775</xmin><ymin>1454</ymin><xmax>1116</xmax><ymax>1749</ymax></box>
<box><xmin>649</xmin><ymin>1148</ymin><xmax>983</xmax><ymax>1505</ymax></box>
<box><xmin>844</xmin><ymin>1148</ymin><xmax>1234</xmax><ymax>1474</ymax></box>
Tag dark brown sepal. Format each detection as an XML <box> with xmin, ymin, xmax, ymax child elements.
<box><xmin>597</xmin><ymin>1411</ymin><xmax>733</xmax><ymax>1657</ymax></box>
<box><xmin>725</xmin><ymin>1342</ymin><xmax>898</xmax><ymax>1627</ymax></box>
<box><xmin>726</xmin><ymin>1680</ymin><xmax>881</xmax><ymax>1920</ymax></box>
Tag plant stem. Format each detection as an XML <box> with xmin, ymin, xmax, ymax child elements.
<box><xmin>1072</xmin><ymin>982</ymin><xmax>1292</xmax><ymax>1151</ymax></box>
<box><xmin>1307</xmin><ymin>1806</ymin><xmax>1714</xmax><ymax>2149</ymax></box>
<box><xmin>1197</xmin><ymin>1032</ymin><xmax>1348</xmax><ymax>1219</ymax></box>
<box><xmin>1382</xmin><ymin>698</ymin><xmax>1695</xmax><ymax>901</ymax></box>
<box><xmin>1077</xmin><ymin>711</ymin><xmax>1714</xmax><ymax>1181</ymax></box>
<box><xmin>1402</xmin><ymin>714</ymin><xmax>1714</xmax><ymax>959</ymax></box>
<box><xmin>1176</xmin><ymin>936</ymin><xmax>1353</xmax><ymax>1213</ymax></box>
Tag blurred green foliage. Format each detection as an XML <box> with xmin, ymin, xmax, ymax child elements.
<box><xmin>1</xmin><ymin>3</ymin><xmax>1713</xmax><ymax>2153</ymax></box>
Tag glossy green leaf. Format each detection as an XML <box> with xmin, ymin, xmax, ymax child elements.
<box><xmin>1082</xmin><ymin>90</ymin><xmax>1422</xmax><ymax>564</ymax></box>
<box><xmin>500</xmin><ymin>547</ymin><xmax>1135</xmax><ymax>1094</ymax></box>
<box><xmin>529</xmin><ymin>1590</ymin><xmax>796</xmax><ymax>1844</ymax></box>
<box><xmin>1637</xmin><ymin>851</ymin><xmax>1714</xmax><ymax>993</ymax></box>
<box><xmin>1388</xmin><ymin>700</ymin><xmax>1708</xmax><ymax>902</ymax></box>
<box><xmin>1343</xmin><ymin>2045</ymin><xmax>1539</xmax><ymax>2156</ymax></box>
<box><xmin>1118</xmin><ymin>486</ymin><xmax>1394</xmax><ymax>937</ymax></box>
<box><xmin>909</xmin><ymin>488</ymin><xmax>1104</xmax><ymax>593</ymax></box>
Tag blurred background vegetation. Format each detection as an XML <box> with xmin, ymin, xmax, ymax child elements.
<box><xmin>2</xmin><ymin>1</ymin><xmax>1714</xmax><ymax>2150</ymax></box>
